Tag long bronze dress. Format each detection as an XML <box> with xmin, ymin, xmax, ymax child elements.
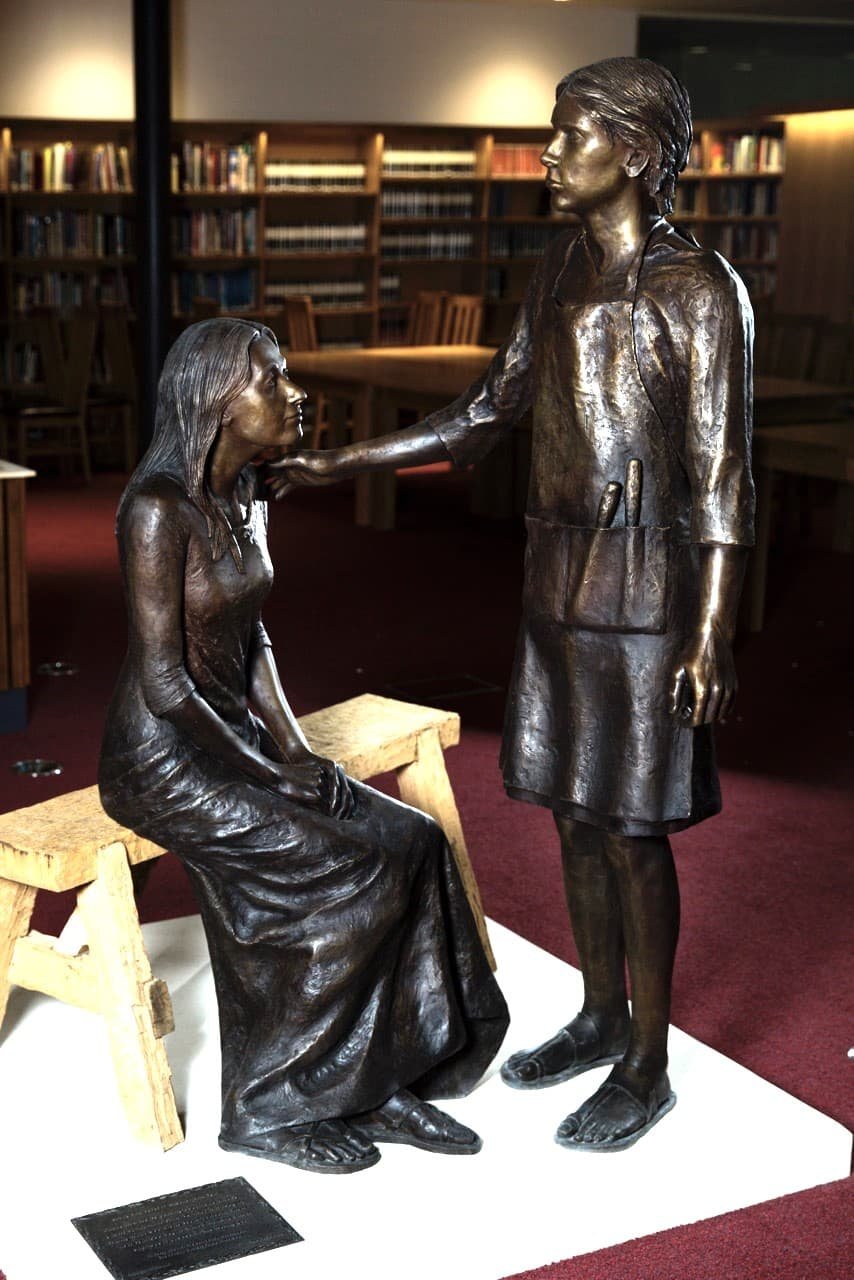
<box><xmin>425</xmin><ymin>219</ymin><xmax>755</xmax><ymax>836</ymax></box>
<box><xmin>98</xmin><ymin>472</ymin><xmax>508</xmax><ymax>1148</ymax></box>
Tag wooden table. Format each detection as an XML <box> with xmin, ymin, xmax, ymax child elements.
<box><xmin>0</xmin><ymin>461</ymin><xmax>35</xmax><ymax>732</ymax></box>
<box><xmin>285</xmin><ymin>345</ymin><xmax>852</xmax><ymax>528</ymax></box>
<box><xmin>747</xmin><ymin>421</ymin><xmax>854</xmax><ymax>631</ymax></box>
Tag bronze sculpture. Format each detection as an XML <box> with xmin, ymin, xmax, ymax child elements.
<box><xmin>272</xmin><ymin>57</ymin><xmax>755</xmax><ymax>1152</ymax></box>
<box><xmin>98</xmin><ymin>318</ymin><xmax>510</xmax><ymax>1174</ymax></box>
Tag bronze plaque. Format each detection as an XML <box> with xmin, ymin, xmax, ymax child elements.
<box><xmin>72</xmin><ymin>1177</ymin><xmax>302</xmax><ymax>1279</ymax></box>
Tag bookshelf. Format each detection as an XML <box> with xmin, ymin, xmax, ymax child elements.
<box><xmin>1</xmin><ymin>115</ymin><xmax>789</xmax><ymax>375</ymax></box>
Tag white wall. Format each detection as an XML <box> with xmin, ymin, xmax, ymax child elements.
<box><xmin>1</xmin><ymin>0</ymin><xmax>636</xmax><ymax>126</ymax></box>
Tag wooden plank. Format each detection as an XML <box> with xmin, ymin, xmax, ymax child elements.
<box><xmin>396</xmin><ymin>727</ymin><xmax>495</xmax><ymax>970</ymax></box>
<box><xmin>76</xmin><ymin>842</ymin><xmax>183</xmax><ymax>1150</ymax></box>
<box><xmin>5</xmin><ymin>478</ymin><xmax>29</xmax><ymax>687</ymax></box>
<box><xmin>300</xmin><ymin>693</ymin><xmax>460</xmax><ymax>780</ymax></box>
<box><xmin>9</xmin><ymin>931</ymin><xmax>100</xmax><ymax>1012</ymax></box>
<box><xmin>0</xmin><ymin>876</ymin><xmax>38</xmax><ymax>1028</ymax></box>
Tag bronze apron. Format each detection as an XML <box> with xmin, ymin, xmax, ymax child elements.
<box><xmin>501</xmin><ymin>230</ymin><xmax>720</xmax><ymax>836</ymax></box>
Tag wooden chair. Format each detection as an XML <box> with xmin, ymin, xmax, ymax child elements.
<box><xmin>11</xmin><ymin>309</ymin><xmax>97</xmax><ymax>483</ymax></box>
<box><xmin>0</xmin><ymin>693</ymin><xmax>493</xmax><ymax>1151</ymax></box>
<box><xmin>439</xmin><ymin>294</ymin><xmax>483</xmax><ymax>346</ymax></box>
<box><xmin>282</xmin><ymin>296</ymin><xmax>351</xmax><ymax>449</ymax></box>
<box><xmin>87</xmin><ymin>304</ymin><xmax>138</xmax><ymax>473</ymax></box>
<box><xmin>406</xmin><ymin>291</ymin><xmax>447</xmax><ymax>346</ymax></box>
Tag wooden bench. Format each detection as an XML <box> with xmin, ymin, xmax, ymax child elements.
<box><xmin>0</xmin><ymin>693</ymin><xmax>492</xmax><ymax>1151</ymax></box>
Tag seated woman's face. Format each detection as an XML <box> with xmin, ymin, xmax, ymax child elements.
<box><xmin>221</xmin><ymin>336</ymin><xmax>307</xmax><ymax>462</ymax></box>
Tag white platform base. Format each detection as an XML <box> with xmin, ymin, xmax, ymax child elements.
<box><xmin>0</xmin><ymin>916</ymin><xmax>849</xmax><ymax>1280</ymax></box>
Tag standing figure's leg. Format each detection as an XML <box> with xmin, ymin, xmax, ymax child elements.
<box><xmin>501</xmin><ymin>816</ymin><xmax>631</xmax><ymax>1088</ymax></box>
<box><xmin>556</xmin><ymin>830</ymin><xmax>680</xmax><ymax>1151</ymax></box>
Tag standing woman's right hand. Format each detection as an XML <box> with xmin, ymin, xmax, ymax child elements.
<box><xmin>266</xmin><ymin>450</ymin><xmax>345</xmax><ymax>499</ymax></box>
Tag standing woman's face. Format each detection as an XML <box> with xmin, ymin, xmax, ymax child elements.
<box><xmin>219</xmin><ymin>336</ymin><xmax>307</xmax><ymax>462</ymax></box>
<box><xmin>541</xmin><ymin>94</ymin><xmax>642</xmax><ymax>216</ymax></box>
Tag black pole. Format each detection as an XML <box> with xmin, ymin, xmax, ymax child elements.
<box><xmin>133</xmin><ymin>0</ymin><xmax>171</xmax><ymax>455</ymax></box>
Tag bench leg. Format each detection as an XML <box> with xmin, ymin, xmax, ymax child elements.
<box><xmin>396</xmin><ymin>729</ymin><xmax>496</xmax><ymax>970</ymax></box>
<box><xmin>76</xmin><ymin>842</ymin><xmax>184</xmax><ymax>1151</ymax></box>
<box><xmin>0</xmin><ymin>877</ymin><xmax>37</xmax><ymax>1031</ymax></box>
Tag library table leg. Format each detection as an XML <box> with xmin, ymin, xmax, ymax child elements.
<box><xmin>0</xmin><ymin>877</ymin><xmax>37</xmax><ymax>1031</ymax></box>
<box><xmin>76</xmin><ymin>841</ymin><xmax>183</xmax><ymax>1150</ymax></box>
<box><xmin>396</xmin><ymin>728</ymin><xmax>496</xmax><ymax>970</ymax></box>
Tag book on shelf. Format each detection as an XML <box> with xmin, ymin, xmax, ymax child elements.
<box><xmin>707</xmin><ymin>133</ymin><xmax>785</xmax><ymax>174</ymax></box>
<box><xmin>172</xmin><ymin>267</ymin><xmax>257</xmax><ymax>314</ymax></box>
<box><xmin>14</xmin><ymin>210</ymin><xmax>133</xmax><ymax>257</ymax></box>
<box><xmin>382</xmin><ymin>149</ymin><xmax>476</xmax><ymax>177</ymax></box>
<box><xmin>379</xmin><ymin>312</ymin><xmax>409</xmax><ymax>344</ymax></box>
<box><xmin>488</xmin><ymin>224</ymin><xmax>562</xmax><ymax>258</ymax></box>
<box><xmin>172</xmin><ymin>141</ymin><xmax>257</xmax><ymax>193</ymax></box>
<box><xmin>264</xmin><ymin>223</ymin><xmax>367</xmax><ymax>254</ymax></box>
<box><xmin>13</xmin><ymin>267</ymin><xmax>131</xmax><ymax>310</ymax></box>
<box><xmin>263</xmin><ymin>279</ymin><xmax>366</xmax><ymax>309</ymax></box>
<box><xmin>264</xmin><ymin>161</ymin><xmax>366</xmax><ymax>191</ymax></box>
<box><xmin>379</xmin><ymin>272</ymin><xmax>402</xmax><ymax>302</ymax></box>
<box><xmin>381</xmin><ymin>189</ymin><xmax>474</xmax><ymax>218</ymax></box>
<box><xmin>172</xmin><ymin>209</ymin><xmax>257</xmax><ymax>256</ymax></box>
<box><xmin>8</xmin><ymin>142</ymin><xmax>132</xmax><ymax>192</ymax></box>
<box><xmin>707</xmin><ymin>181</ymin><xmax>779</xmax><ymax>216</ymax></box>
<box><xmin>686</xmin><ymin>139</ymin><xmax>704</xmax><ymax>172</ymax></box>
<box><xmin>712</xmin><ymin>223</ymin><xmax>778</xmax><ymax>261</ymax></box>
<box><xmin>491</xmin><ymin>144</ymin><xmax>543</xmax><ymax>177</ymax></box>
<box><xmin>380</xmin><ymin>229</ymin><xmax>474</xmax><ymax>260</ymax></box>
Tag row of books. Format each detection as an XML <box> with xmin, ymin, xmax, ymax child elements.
<box><xmin>672</xmin><ymin>187</ymin><xmax>699</xmax><ymax>215</ymax></box>
<box><xmin>382</xmin><ymin>150</ymin><xmax>477</xmax><ymax>177</ymax></box>
<box><xmin>380</xmin><ymin>231</ymin><xmax>474</xmax><ymax>260</ymax></box>
<box><xmin>491</xmin><ymin>145</ymin><xmax>543</xmax><ymax>177</ymax></box>
<box><xmin>172</xmin><ymin>210</ymin><xmax>258</xmax><ymax>257</ymax></box>
<box><xmin>172</xmin><ymin>269</ymin><xmax>257</xmax><ymax>314</ymax></box>
<box><xmin>485</xmin><ymin>267</ymin><xmax>522</xmax><ymax>302</ymax></box>
<box><xmin>264</xmin><ymin>162</ymin><xmax>366</xmax><ymax>191</ymax></box>
<box><xmin>14</xmin><ymin>211</ymin><xmax>133</xmax><ymax>258</ymax></box>
<box><xmin>8</xmin><ymin>143</ymin><xmax>132</xmax><ymax>192</ymax></box>
<box><xmin>707</xmin><ymin>181</ymin><xmax>780</xmax><ymax>217</ymax></box>
<box><xmin>12</xmin><ymin>269</ymin><xmax>131</xmax><ymax>311</ymax></box>
<box><xmin>381</xmin><ymin>190</ymin><xmax>475</xmax><ymax>219</ymax></box>
<box><xmin>710</xmin><ymin>224</ymin><xmax>778</xmax><ymax>261</ymax></box>
<box><xmin>488</xmin><ymin>225</ymin><xmax>561</xmax><ymax>259</ymax></box>
<box><xmin>264</xmin><ymin>280</ymin><xmax>367</xmax><ymax>309</ymax></box>
<box><xmin>379</xmin><ymin>273</ymin><xmax>402</xmax><ymax>302</ymax></box>
<box><xmin>264</xmin><ymin>224</ymin><xmax>368</xmax><ymax>254</ymax></box>
<box><xmin>171</xmin><ymin>142</ymin><xmax>257</xmax><ymax>193</ymax></box>
<box><xmin>0</xmin><ymin>338</ymin><xmax>42</xmax><ymax>384</ymax></box>
<box><xmin>488</xmin><ymin>186</ymin><xmax>552</xmax><ymax>218</ymax></box>
<box><xmin>706</xmin><ymin>134</ymin><xmax>785</xmax><ymax>174</ymax></box>
<box><xmin>686</xmin><ymin>140</ymin><xmax>704</xmax><ymax>173</ymax></box>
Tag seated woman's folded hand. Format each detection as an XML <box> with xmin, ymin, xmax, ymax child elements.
<box><xmin>269</xmin><ymin>753</ymin><xmax>354</xmax><ymax>819</ymax></box>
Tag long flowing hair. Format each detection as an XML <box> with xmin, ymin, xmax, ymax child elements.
<box><xmin>556</xmin><ymin>57</ymin><xmax>692</xmax><ymax>216</ymax></box>
<box><xmin>121</xmin><ymin>317</ymin><xmax>278</xmax><ymax>570</ymax></box>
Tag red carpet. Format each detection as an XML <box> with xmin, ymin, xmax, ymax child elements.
<box><xmin>2</xmin><ymin>471</ymin><xmax>852</xmax><ymax>1279</ymax></box>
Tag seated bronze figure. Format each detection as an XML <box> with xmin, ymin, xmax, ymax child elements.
<box><xmin>272</xmin><ymin>57</ymin><xmax>754</xmax><ymax>1153</ymax></box>
<box><xmin>98</xmin><ymin>318</ymin><xmax>509</xmax><ymax>1174</ymax></box>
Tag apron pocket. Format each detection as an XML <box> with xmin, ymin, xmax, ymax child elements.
<box><xmin>524</xmin><ymin>517</ymin><xmax>670</xmax><ymax>634</ymax></box>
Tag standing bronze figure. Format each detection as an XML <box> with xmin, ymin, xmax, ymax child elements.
<box><xmin>273</xmin><ymin>57</ymin><xmax>754</xmax><ymax>1152</ymax></box>
<box><xmin>99</xmin><ymin>318</ymin><xmax>509</xmax><ymax>1174</ymax></box>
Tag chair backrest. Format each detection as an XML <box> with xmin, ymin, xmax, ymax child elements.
<box><xmin>284</xmin><ymin>295</ymin><xmax>318</xmax><ymax>351</ymax></box>
<box><xmin>406</xmin><ymin>291</ymin><xmax>446</xmax><ymax>345</ymax></box>
<box><xmin>28</xmin><ymin>307</ymin><xmax>66</xmax><ymax>403</ymax></box>
<box><xmin>60</xmin><ymin>311</ymin><xmax>99</xmax><ymax>411</ymax></box>
<box><xmin>755</xmin><ymin>312</ymin><xmax>823</xmax><ymax>380</ymax></box>
<box><xmin>439</xmin><ymin>294</ymin><xmax>483</xmax><ymax>346</ymax></box>
<box><xmin>97</xmin><ymin>303</ymin><xmax>137</xmax><ymax>403</ymax></box>
<box><xmin>810</xmin><ymin>321</ymin><xmax>854</xmax><ymax>385</ymax></box>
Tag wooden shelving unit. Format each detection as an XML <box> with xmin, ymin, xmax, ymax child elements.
<box><xmin>0</xmin><ymin>114</ymin><xmax>789</xmax><ymax>373</ymax></box>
